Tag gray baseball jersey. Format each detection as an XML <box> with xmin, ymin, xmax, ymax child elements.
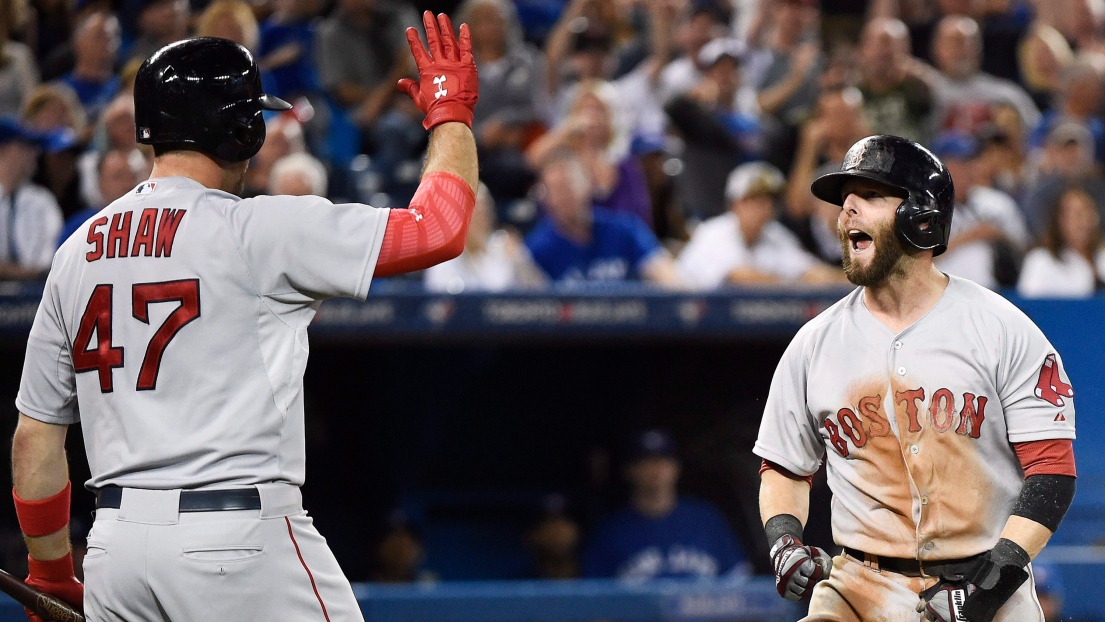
<box><xmin>755</xmin><ymin>275</ymin><xmax>1076</xmax><ymax>561</ymax></box>
<box><xmin>16</xmin><ymin>176</ymin><xmax>389</xmax><ymax>490</ymax></box>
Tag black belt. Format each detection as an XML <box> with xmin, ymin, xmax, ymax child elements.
<box><xmin>96</xmin><ymin>486</ymin><xmax>261</xmax><ymax>512</ymax></box>
<box><xmin>844</xmin><ymin>547</ymin><xmax>980</xmax><ymax>578</ymax></box>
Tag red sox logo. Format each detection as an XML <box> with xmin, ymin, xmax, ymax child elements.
<box><xmin>1034</xmin><ymin>353</ymin><xmax>1073</xmax><ymax>408</ymax></box>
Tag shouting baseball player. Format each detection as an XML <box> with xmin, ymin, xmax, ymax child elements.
<box><xmin>11</xmin><ymin>12</ymin><xmax>477</xmax><ymax>622</ymax></box>
<box><xmin>755</xmin><ymin>135</ymin><xmax>1077</xmax><ymax>622</ymax></box>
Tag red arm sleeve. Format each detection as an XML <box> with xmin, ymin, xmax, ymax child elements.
<box><xmin>1012</xmin><ymin>439</ymin><xmax>1077</xmax><ymax>478</ymax></box>
<box><xmin>759</xmin><ymin>459</ymin><xmax>815</xmax><ymax>487</ymax></box>
<box><xmin>373</xmin><ymin>171</ymin><xmax>476</xmax><ymax>277</ymax></box>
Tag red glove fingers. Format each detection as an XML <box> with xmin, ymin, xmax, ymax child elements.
<box><xmin>398</xmin><ymin>11</ymin><xmax>478</xmax><ymax>131</ymax></box>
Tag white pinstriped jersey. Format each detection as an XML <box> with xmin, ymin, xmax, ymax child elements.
<box><xmin>17</xmin><ymin>176</ymin><xmax>389</xmax><ymax>490</ymax></box>
<box><xmin>755</xmin><ymin>276</ymin><xmax>1076</xmax><ymax>560</ymax></box>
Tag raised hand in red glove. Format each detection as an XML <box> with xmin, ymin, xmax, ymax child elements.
<box><xmin>24</xmin><ymin>553</ymin><xmax>83</xmax><ymax>622</ymax></box>
<box><xmin>398</xmin><ymin>11</ymin><xmax>478</xmax><ymax>131</ymax></box>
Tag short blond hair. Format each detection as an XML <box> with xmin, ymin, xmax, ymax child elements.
<box><xmin>195</xmin><ymin>0</ymin><xmax>260</xmax><ymax>51</ymax></box>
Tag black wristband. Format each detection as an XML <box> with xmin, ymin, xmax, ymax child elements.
<box><xmin>990</xmin><ymin>538</ymin><xmax>1031</xmax><ymax>571</ymax></box>
<box><xmin>765</xmin><ymin>514</ymin><xmax>804</xmax><ymax>548</ymax></box>
<box><xmin>1012</xmin><ymin>474</ymin><xmax>1076</xmax><ymax>532</ymax></box>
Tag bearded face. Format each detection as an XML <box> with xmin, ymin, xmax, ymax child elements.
<box><xmin>839</xmin><ymin>199</ymin><xmax>911</xmax><ymax>287</ymax></box>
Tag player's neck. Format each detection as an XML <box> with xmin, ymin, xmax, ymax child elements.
<box><xmin>862</xmin><ymin>264</ymin><xmax>949</xmax><ymax>333</ymax></box>
<box><xmin>150</xmin><ymin>152</ymin><xmax>246</xmax><ymax>195</ymax></box>
<box><xmin>632</xmin><ymin>489</ymin><xmax>678</xmax><ymax>519</ymax></box>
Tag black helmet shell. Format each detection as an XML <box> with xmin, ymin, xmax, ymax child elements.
<box><xmin>134</xmin><ymin>37</ymin><xmax>292</xmax><ymax>163</ymax></box>
<box><xmin>810</xmin><ymin>135</ymin><xmax>955</xmax><ymax>256</ymax></box>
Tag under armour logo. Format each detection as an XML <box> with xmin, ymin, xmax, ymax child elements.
<box><xmin>433</xmin><ymin>75</ymin><xmax>448</xmax><ymax>99</ymax></box>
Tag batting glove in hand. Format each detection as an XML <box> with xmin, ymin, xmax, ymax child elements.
<box><xmin>916</xmin><ymin>540</ymin><xmax>1030</xmax><ymax>622</ymax></box>
<box><xmin>24</xmin><ymin>552</ymin><xmax>83</xmax><ymax>622</ymax></box>
<box><xmin>770</xmin><ymin>534</ymin><xmax>832</xmax><ymax>601</ymax></box>
<box><xmin>398</xmin><ymin>11</ymin><xmax>478</xmax><ymax>131</ymax></box>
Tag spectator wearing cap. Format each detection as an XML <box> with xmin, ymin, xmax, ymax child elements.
<box><xmin>125</xmin><ymin>0</ymin><xmax>190</xmax><ymax>65</ymax></box>
<box><xmin>1022</xmin><ymin>121</ymin><xmax>1105</xmax><ymax>234</ymax></box>
<box><xmin>426</xmin><ymin>182</ymin><xmax>545</xmax><ymax>293</ymax></box>
<box><xmin>0</xmin><ymin>117</ymin><xmax>64</xmax><ymax>279</ymax></box>
<box><xmin>456</xmin><ymin>0</ymin><xmax>547</xmax><ymax>203</ymax></box>
<box><xmin>59</xmin><ymin>148</ymin><xmax>142</xmax><ymax>245</ymax></box>
<box><xmin>580</xmin><ymin>429</ymin><xmax>749</xmax><ymax>580</ymax></box>
<box><xmin>527</xmin><ymin>81</ymin><xmax>652</xmax><ymax>226</ymax></box>
<box><xmin>677</xmin><ymin>161</ymin><xmax>843</xmax><ymax>288</ymax></box>
<box><xmin>932</xmin><ymin>131</ymin><xmax>1030</xmax><ymax>290</ymax></box>
<box><xmin>742</xmin><ymin>0</ymin><xmax>823</xmax><ymax>126</ymax></box>
<box><xmin>664</xmin><ymin>38</ymin><xmax>767</xmax><ymax>222</ymax></box>
<box><xmin>525</xmin><ymin>152</ymin><xmax>683</xmax><ymax>286</ymax></box>
<box><xmin>1017</xmin><ymin>186</ymin><xmax>1105</xmax><ymax>298</ymax></box>
<box><xmin>656</xmin><ymin>5</ymin><xmax>730</xmax><ymax>105</ymax></box>
<box><xmin>856</xmin><ymin>17</ymin><xmax>935</xmax><ymax>145</ymax></box>
<box><xmin>0</xmin><ymin>16</ymin><xmax>38</xmax><ymax>117</ymax></box>
<box><xmin>1029</xmin><ymin>57</ymin><xmax>1105</xmax><ymax>163</ymax></box>
<box><xmin>60</xmin><ymin>11</ymin><xmax>121</xmax><ymax>122</ymax></box>
<box><xmin>930</xmin><ymin>15</ymin><xmax>1040</xmax><ymax>134</ymax></box>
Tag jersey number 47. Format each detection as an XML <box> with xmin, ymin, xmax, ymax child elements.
<box><xmin>72</xmin><ymin>280</ymin><xmax>201</xmax><ymax>393</ymax></box>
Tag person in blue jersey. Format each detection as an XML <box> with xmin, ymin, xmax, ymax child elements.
<box><xmin>525</xmin><ymin>152</ymin><xmax>684</xmax><ymax>286</ymax></box>
<box><xmin>581</xmin><ymin>429</ymin><xmax>750</xmax><ymax>580</ymax></box>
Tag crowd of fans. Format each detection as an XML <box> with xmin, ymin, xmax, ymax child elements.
<box><xmin>4</xmin><ymin>0</ymin><xmax>1105</xmax><ymax>297</ymax></box>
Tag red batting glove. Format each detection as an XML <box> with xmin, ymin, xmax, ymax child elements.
<box><xmin>24</xmin><ymin>553</ymin><xmax>83</xmax><ymax>622</ymax></box>
<box><xmin>397</xmin><ymin>11</ymin><xmax>478</xmax><ymax>131</ymax></box>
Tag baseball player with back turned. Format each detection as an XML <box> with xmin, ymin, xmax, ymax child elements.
<box><xmin>10</xmin><ymin>12</ymin><xmax>478</xmax><ymax>622</ymax></box>
<box><xmin>754</xmin><ymin>135</ymin><xmax>1077</xmax><ymax>622</ymax></box>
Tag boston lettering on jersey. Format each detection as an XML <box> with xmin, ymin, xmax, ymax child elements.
<box><xmin>823</xmin><ymin>387</ymin><xmax>989</xmax><ymax>457</ymax></box>
<box><xmin>85</xmin><ymin>208</ymin><xmax>186</xmax><ymax>262</ymax></box>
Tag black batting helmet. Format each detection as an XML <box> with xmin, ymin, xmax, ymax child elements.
<box><xmin>134</xmin><ymin>37</ymin><xmax>291</xmax><ymax>163</ymax></box>
<box><xmin>810</xmin><ymin>135</ymin><xmax>955</xmax><ymax>255</ymax></box>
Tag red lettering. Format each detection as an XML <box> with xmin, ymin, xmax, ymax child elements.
<box><xmin>838</xmin><ymin>408</ymin><xmax>868</xmax><ymax>448</ymax></box>
<box><xmin>85</xmin><ymin>216</ymin><xmax>107</xmax><ymax>262</ymax></box>
<box><xmin>824</xmin><ymin>418</ymin><xmax>850</xmax><ymax>457</ymax></box>
<box><xmin>896</xmin><ymin>388</ymin><xmax>926</xmax><ymax>432</ymax></box>
<box><xmin>930</xmin><ymin>388</ymin><xmax>955</xmax><ymax>432</ymax></box>
<box><xmin>106</xmin><ymin>212</ymin><xmax>132</xmax><ymax>258</ymax></box>
<box><xmin>155</xmin><ymin>209</ymin><xmax>186</xmax><ymax>257</ymax></box>
<box><xmin>956</xmin><ymin>393</ymin><xmax>987</xmax><ymax>439</ymax></box>
<box><xmin>130</xmin><ymin>208</ymin><xmax>157</xmax><ymax>257</ymax></box>
<box><xmin>858</xmin><ymin>394</ymin><xmax>891</xmax><ymax>437</ymax></box>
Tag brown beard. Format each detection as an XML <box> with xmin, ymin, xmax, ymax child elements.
<box><xmin>839</xmin><ymin>217</ymin><xmax>909</xmax><ymax>287</ymax></box>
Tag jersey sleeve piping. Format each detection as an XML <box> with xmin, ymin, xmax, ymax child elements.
<box><xmin>752</xmin><ymin>443</ymin><xmax>819</xmax><ymax>478</ymax></box>
<box><xmin>1007</xmin><ymin>428</ymin><xmax>1077</xmax><ymax>443</ymax></box>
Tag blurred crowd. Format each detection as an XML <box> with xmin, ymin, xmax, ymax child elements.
<box><xmin>4</xmin><ymin>0</ymin><xmax>1105</xmax><ymax>297</ymax></box>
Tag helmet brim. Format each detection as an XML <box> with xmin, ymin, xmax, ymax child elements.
<box><xmin>259</xmin><ymin>94</ymin><xmax>293</xmax><ymax>111</ymax></box>
<box><xmin>810</xmin><ymin>171</ymin><xmax>910</xmax><ymax>207</ymax></box>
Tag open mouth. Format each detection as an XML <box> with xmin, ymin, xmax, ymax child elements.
<box><xmin>848</xmin><ymin>229</ymin><xmax>873</xmax><ymax>253</ymax></box>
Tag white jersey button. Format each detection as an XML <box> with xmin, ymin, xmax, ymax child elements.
<box><xmin>921</xmin><ymin>496</ymin><xmax>929</xmax><ymax>505</ymax></box>
<box><xmin>910</xmin><ymin>445</ymin><xmax>919</xmax><ymax>455</ymax></box>
<box><xmin>894</xmin><ymin>341</ymin><xmax>903</xmax><ymax>350</ymax></box>
<box><xmin>897</xmin><ymin>367</ymin><xmax>906</xmax><ymax>376</ymax></box>
<box><xmin>924</xmin><ymin>542</ymin><xmax>934</xmax><ymax>551</ymax></box>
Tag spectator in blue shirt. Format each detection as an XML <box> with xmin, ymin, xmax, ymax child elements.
<box><xmin>61</xmin><ymin>12</ymin><xmax>121</xmax><ymax>123</ymax></box>
<box><xmin>581</xmin><ymin>429</ymin><xmax>750</xmax><ymax>580</ymax></box>
<box><xmin>258</xmin><ymin>0</ymin><xmax>325</xmax><ymax>101</ymax></box>
<box><xmin>525</xmin><ymin>153</ymin><xmax>683</xmax><ymax>286</ymax></box>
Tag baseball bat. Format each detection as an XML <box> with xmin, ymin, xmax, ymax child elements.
<box><xmin>0</xmin><ymin>568</ymin><xmax>83</xmax><ymax>622</ymax></box>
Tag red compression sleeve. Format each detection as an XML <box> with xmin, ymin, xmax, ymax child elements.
<box><xmin>1012</xmin><ymin>439</ymin><xmax>1077</xmax><ymax>478</ymax></box>
<box><xmin>13</xmin><ymin>481</ymin><xmax>71</xmax><ymax>537</ymax></box>
<box><xmin>374</xmin><ymin>171</ymin><xmax>476</xmax><ymax>277</ymax></box>
<box><xmin>759</xmin><ymin>459</ymin><xmax>814</xmax><ymax>487</ymax></box>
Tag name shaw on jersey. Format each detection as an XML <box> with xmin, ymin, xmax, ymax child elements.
<box><xmin>85</xmin><ymin>208</ymin><xmax>186</xmax><ymax>262</ymax></box>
